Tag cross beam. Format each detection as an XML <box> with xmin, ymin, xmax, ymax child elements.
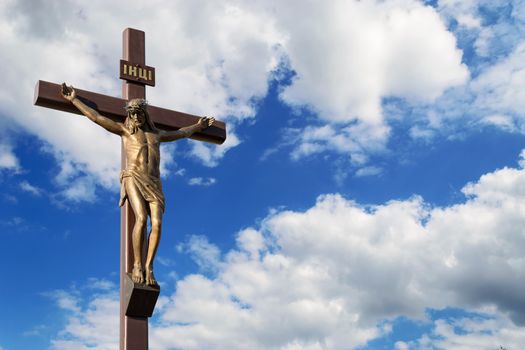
<box><xmin>33</xmin><ymin>80</ymin><xmax>226</xmax><ymax>144</ymax></box>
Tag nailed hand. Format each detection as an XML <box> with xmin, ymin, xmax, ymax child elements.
<box><xmin>199</xmin><ymin>116</ymin><xmax>215</xmax><ymax>130</ymax></box>
<box><xmin>60</xmin><ymin>83</ymin><xmax>76</xmax><ymax>101</ymax></box>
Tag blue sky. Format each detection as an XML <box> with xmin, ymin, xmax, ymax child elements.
<box><xmin>1</xmin><ymin>0</ymin><xmax>525</xmax><ymax>349</ymax></box>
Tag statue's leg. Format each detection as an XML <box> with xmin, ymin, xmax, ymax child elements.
<box><xmin>145</xmin><ymin>202</ymin><xmax>162</xmax><ymax>286</ymax></box>
<box><xmin>124</xmin><ymin>178</ymin><xmax>148</xmax><ymax>284</ymax></box>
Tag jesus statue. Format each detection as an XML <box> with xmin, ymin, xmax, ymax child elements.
<box><xmin>61</xmin><ymin>83</ymin><xmax>215</xmax><ymax>286</ymax></box>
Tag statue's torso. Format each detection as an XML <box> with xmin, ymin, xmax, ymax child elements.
<box><xmin>122</xmin><ymin>129</ymin><xmax>161</xmax><ymax>179</ymax></box>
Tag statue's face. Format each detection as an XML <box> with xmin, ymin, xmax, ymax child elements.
<box><xmin>129</xmin><ymin>108</ymin><xmax>145</xmax><ymax>126</ymax></box>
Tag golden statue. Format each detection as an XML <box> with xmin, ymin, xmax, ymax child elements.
<box><xmin>61</xmin><ymin>84</ymin><xmax>214</xmax><ymax>286</ymax></box>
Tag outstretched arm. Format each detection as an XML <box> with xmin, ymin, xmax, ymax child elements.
<box><xmin>159</xmin><ymin>116</ymin><xmax>215</xmax><ymax>142</ymax></box>
<box><xmin>61</xmin><ymin>83</ymin><xmax>125</xmax><ymax>136</ymax></box>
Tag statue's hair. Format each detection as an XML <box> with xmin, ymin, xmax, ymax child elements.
<box><xmin>124</xmin><ymin>98</ymin><xmax>157</xmax><ymax>133</ymax></box>
<box><xmin>125</xmin><ymin>98</ymin><xmax>148</xmax><ymax>111</ymax></box>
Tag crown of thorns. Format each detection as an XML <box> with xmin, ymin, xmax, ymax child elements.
<box><xmin>125</xmin><ymin>98</ymin><xmax>148</xmax><ymax>111</ymax></box>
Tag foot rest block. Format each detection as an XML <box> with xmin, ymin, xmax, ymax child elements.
<box><xmin>123</xmin><ymin>273</ymin><xmax>160</xmax><ymax>317</ymax></box>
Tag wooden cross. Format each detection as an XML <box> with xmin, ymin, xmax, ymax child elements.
<box><xmin>33</xmin><ymin>28</ymin><xmax>226</xmax><ymax>350</ymax></box>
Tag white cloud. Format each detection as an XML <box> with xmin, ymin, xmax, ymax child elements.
<box><xmin>480</xmin><ymin>114</ymin><xmax>517</xmax><ymax>132</ymax></box>
<box><xmin>154</xmin><ymin>155</ymin><xmax>525</xmax><ymax>348</ymax></box>
<box><xmin>51</xmin><ymin>292</ymin><xmax>119</xmax><ymax>350</ymax></box>
<box><xmin>412</xmin><ymin>315</ymin><xmax>525</xmax><ymax>350</ymax></box>
<box><xmin>277</xmin><ymin>0</ymin><xmax>467</xmax><ymax>122</ymax></box>
<box><xmin>45</xmin><ymin>290</ymin><xmax>81</xmax><ymax>314</ymax></box>
<box><xmin>159</xmin><ymin>143</ymin><xmax>176</xmax><ymax>178</ymax></box>
<box><xmin>19</xmin><ymin>181</ymin><xmax>43</xmax><ymax>196</ymax></box>
<box><xmin>86</xmin><ymin>278</ymin><xmax>116</xmax><ymax>291</ymax></box>
<box><xmin>438</xmin><ymin>0</ymin><xmax>483</xmax><ymax>28</ymax></box>
<box><xmin>263</xmin><ymin>0</ymin><xmax>525</xmax><ymax>164</ymax></box>
<box><xmin>395</xmin><ymin>341</ymin><xmax>409</xmax><ymax>350</ymax></box>
<box><xmin>182</xmin><ymin>235</ymin><xmax>221</xmax><ymax>274</ymax></box>
<box><xmin>188</xmin><ymin>177</ymin><xmax>217</xmax><ymax>187</ymax></box>
<box><xmin>189</xmin><ymin>127</ymin><xmax>241</xmax><ymax>167</ymax></box>
<box><xmin>47</xmin><ymin>280</ymin><xmax>121</xmax><ymax>350</ymax></box>
<box><xmin>408</xmin><ymin>1</ymin><xmax>525</xmax><ymax>140</ymax></box>
<box><xmin>470</xmin><ymin>43</ymin><xmax>525</xmax><ymax>118</ymax></box>
<box><xmin>274</xmin><ymin>0</ymin><xmax>467</xmax><ymax>160</ymax></box>
<box><xmin>437</xmin><ymin>0</ymin><xmax>523</xmax><ymax>58</ymax></box>
<box><xmin>56</xmin><ymin>175</ymin><xmax>97</xmax><ymax>203</ymax></box>
<box><xmin>355</xmin><ymin>166</ymin><xmax>383</xmax><ymax>177</ymax></box>
<box><xmin>288</xmin><ymin>123</ymin><xmax>390</xmax><ymax>165</ymax></box>
<box><xmin>405</xmin><ymin>36</ymin><xmax>525</xmax><ymax>142</ymax></box>
<box><xmin>174</xmin><ymin>168</ymin><xmax>186</xmax><ymax>177</ymax></box>
<box><xmin>0</xmin><ymin>143</ymin><xmax>20</xmax><ymax>171</ymax></box>
<box><xmin>51</xmin><ymin>151</ymin><xmax>525</xmax><ymax>349</ymax></box>
<box><xmin>156</xmin><ymin>256</ymin><xmax>176</xmax><ymax>268</ymax></box>
<box><xmin>1</xmin><ymin>216</ymin><xmax>24</xmax><ymax>227</ymax></box>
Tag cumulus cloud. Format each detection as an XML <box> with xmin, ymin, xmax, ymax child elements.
<box><xmin>56</xmin><ymin>175</ymin><xmax>97</xmax><ymax>203</ymax></box>
<box><xmin>411</xmin><ymin>315</ymin><xmax>525</xmax><ymax>350</ymax></box>
<box><xmin>50</xmin><ymin>151</ymin><xmax>525</xmax><ymax>349</ymax></box>
<box><xmin>19</xmin><ymin>181</ymin><xmax>43</xmax><ymax>196</ymax></box>
<box><xmin>355</xmin><ymin>166</ymin><xmax>383</xmax><ymax>177</ymax></box>
<box><xmin>277</xmin><ymin>0</ymin><xmax>467</xmax><ymax>123</ymax></box>
<box><xmin>188</xmin><ymin>177</ymin><xmax>217</xmax><ymax>186</ymax></box>
<box><xmin>272</xmin><ymin>0</ymin><xmax>467</xmax><ymax>161</ymax></box>
<box><xmin>402</xmin><ymin>0</ymin><xmax>525</xmax><ymax>140</ymax></box>
<box><xmin>395</xmin><ymin>341</ymin><xmax>410</xmax><ymax>350</ymax></box>
<box><xmin>181</xmin><ymin>235</ymin><xmax>221</xmax><ymax>274</ymax></box>
<box><xmin>50</xmin><ymin>291</ymin><xmax>119</xmax><ymax>350</ymax></box>
<box><xmin>438</xmin><ymin>0</ymin><xmax>525</xmax><ymax>59</ymax></box>
<box><xmin>158</xmin><ymin>159</ymin><xmax>525</xmax><ymax>346</ymax></box>
<box><xmin>45</xmin><ymin>290</ymin><xmax>81</xmax><ymax>314</ymax></box>
<box><xmin>159</xmin><ymin>143</ymin><xmax>177</xmax><ymax>178</ymax></box>
<box><xmin>0</xmin><ymin>142</ymin><xmax>20</xmax><ymax>171</ymax></box>
<box><xmin>405</xmin><ymin>38</ymin><xmax>525</xmax><ymax>141</ymax></box>
<box><xmin>287</xmin><ymin>123</ymin><xmax>390</xmax><ymax>164</ymax></box>
<box><xmin>189</xmin><ymin>127</ymin><xmax>241</xmax><ymax>167</ymax></box>
<box><xmin>470</xmin><ymin>43</ymin><xmax>525</xmax><ymax>120</ymax></box>
<box><xmin>86</xmin><ymin>278</ymin><xmax>116</xmax><ymax>291</ymax></box>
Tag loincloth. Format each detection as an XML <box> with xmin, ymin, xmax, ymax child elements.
<box><xmin>119</xmin><ymin>169</ymin><xmax>165</xmax><ymax>213</ymax></box>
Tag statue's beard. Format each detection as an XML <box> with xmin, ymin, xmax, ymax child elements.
<box><xmin>126</xmin><ymin>116</ymin><xmax>145</xmax><ymax>134</ymax></box>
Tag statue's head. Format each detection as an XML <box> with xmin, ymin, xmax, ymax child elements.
<box><xmin>125</xmin><ymin>98</ymin><xmax>156</xmax><ymax>133</ymax></box>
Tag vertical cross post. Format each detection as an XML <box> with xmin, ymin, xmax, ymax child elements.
<box><xmin>120</xmin><ymin>28</ymin><xmax>148</xmax><ymax>350</ymax></box>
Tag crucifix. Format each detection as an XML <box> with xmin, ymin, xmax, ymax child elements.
<box><xmin>33</xmin><ymin>28</ymin><xmax>226</xmax><ymax>350</ymax></box>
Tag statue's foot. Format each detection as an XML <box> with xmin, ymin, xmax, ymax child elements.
<box><xmin>132</xmin><ymin>265</ymin><xmax>144</xmax><ymax>284</ymax></box>
<box><xmin>145</xmin><ymin>267</ymin><xmax>158</xmax><ymax>286</ymax></box>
